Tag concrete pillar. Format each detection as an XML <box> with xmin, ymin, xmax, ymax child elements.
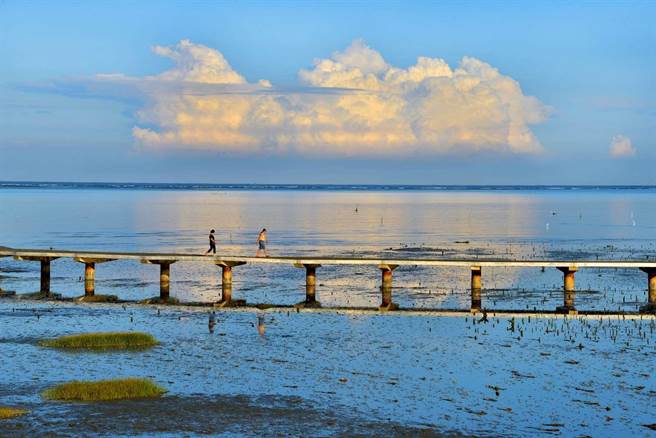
<box><xmin>222</xmin><ymin>266</ymin><xmax>233</xmax><ymax>286</ymax></box>
<box><xmin>293</xmin><ymin>263</ymin><xmax>321</xmax><ymax>307</ymax></box>
<box><xmin>0</xmin><ymin>255</ymin><xmax>6</xmax><ymax>292</ymax></box>
<box><xmin>40</xmin><ymin>259</ymin><xmax>51</xmax><ymax>295</ymax></box>
<box><xmin>640</xmin><ymin>268</ymin><xmax>656</xmax><ymax>313</ymax></box>
<box><xmin>556</xmin><ymin>267</ymin><xmax>577</xmax><ymax>314</ymax></box>
<box><xmin>14</xmin><ymin>256</ymin><xmax>59</xmax><ymax>296</ymax></box>
<box><xmin>471</xmin><ymin>266</ymin><xmax>482</xmax><ymax>311</ymax></box>
<box><xmin>221</xmin><ymin>283</ymin><xmax>232</xmax><ymax>303</ymax></box>
<box><xmin>306</xmin><ymin>265</ymin><xmax>317</xmax><ymax>287</ymax></box>
<box><xmin>379</xmin><ymin>264</ymin><xmax>398</xmax><ymax>310</ymax></box>
<box><xmin>140</xmin><ymin>259</ymin><xmax>177</xmax><ymax>302</ymax></box>
<box><xmin>305</xmin><ymin>265</ymin><xmax>317</xmax><ymax>303</ymax></box>
<box><xmin>84</xmin><ymin>262</ymin><xmax>95</xmax><ymax>296</ymax></box>
<box><xmin>74</xmin><ymin>257</ymin><xmax>115</xmax><ymax>298</ymax></box>
<box><xmin>215</xmin><ymin>261</ymin><xmax>246</xmax><ymax>305</ymax></box>
<box><xmin>159</xmin><ymin>263</ymin><xmax>171</xmax><ymax>299</ymax></box>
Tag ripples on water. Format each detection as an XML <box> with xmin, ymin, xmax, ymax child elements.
<box><xmin>1</xmin><ymin>187</ymin><xmax>656</xmax><ymax>435</ymax></box>
<box><xmin>0</xmin><ymin>302</ymin><xmax>654</xmax><ymax>436</ymax></box>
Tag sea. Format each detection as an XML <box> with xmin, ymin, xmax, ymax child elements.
<box><xmin>0</xmin><ymin>183</ymin><xmax>655</xmax><ymax>436</ymax></box>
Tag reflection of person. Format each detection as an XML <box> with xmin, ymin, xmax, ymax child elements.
<box><xmin>208</xmin><ymin>311</ymin><xmax>216</xmax><ymax>334</ymax></box>
<box><xmin>256</xmin><ymin>228</ymin><xmax>268</xmax><ymax>257</ymax></box>
<box><xmin>205</xmin><ymin>229</ymin><xmax>216</xmax><ymax>255</ymax></box>
<box><xmin>257</xmin><ymin>313</ymin><xmax>266</xmax><ymax>336</ymax></box>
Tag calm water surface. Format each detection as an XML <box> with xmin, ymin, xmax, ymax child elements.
<box><xmin>1</xmin><ymin>186</ymin><xmax>655</xmax><ymax>436</ymax></box>
<box><xmin>2</xmin><ymin>187</ymin><xmax>656</xmax><ymax>310</ymax></box>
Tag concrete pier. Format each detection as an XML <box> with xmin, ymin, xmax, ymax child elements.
<box><xmin>294</xmin><ymin>263</ymin><xmax>321</xmax><ymax>308</ymax></box>
<box><xmin>5</xmin><ymin>246</ymin><xmax>656</xmax><ymax>313</ymax></box>
<box><xmin>640</xmin><ymin>268</ymin><xmax>656</xmax><ymax>314</ymax></box>
<box><xmin>471</xmin><ymin>266</ymin><xmax>482</xmax><ymax>311</ymax></box>
<box><xmin>556</xmin><ymin>267</ymin><xmax>577</xmax><ymax>314</ymax></box>
<box><xmin>74</xmin><ymin>257</ymin><xmax>114</xmax><ymax>296</ymax></box>
<box><xmin>379</xmin><ymin>264</ymin><xmax>398</xmax><ymax>311</ymax></box>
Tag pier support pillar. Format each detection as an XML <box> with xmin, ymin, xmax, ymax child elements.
<box><xmin>556</xmin><ymin>267</ymin><xmax>577</xmax><ymax>314</ymax></box>
<box><xmin>222</xmin><ymin>265</ymin><xmax>233</xmax><ymax>286</ymax></box>
<box><xmin>379</xmin><ymin>264</ymin><xmax>399</xmax><ymax>311</ymax></box>
<box><xmin>40</xmin><ymin>259</ymin><xmax>51</xmax><ymax>294</ymax></box>
<box><xmin>159</xmin><ymin>263</ymin><xmax>171</xmax><ymax>300</ymax></box>
<box><xmin>221</xmin><ymin>283</ymin><xmax>233</xmax><ymax>303</ymax></box>
<box><xmin>215</xmin><ymin>261</ymin><xmax>246</xmax><ymax>306</ymax></box>
<box><xmin>471</xmin><ymin>266</ymin><xmax>482</xmax><ymax>312</ymax></box>
<box><xmin>84</xmin><ymin>262</ymin><xmax>95</xmax><ymax>295</ymax></box>
<box><xmin>74</xmin><ymin>257</ymin><xmax>115</xmax><ymax>297</ymax></box>
<box><xmin>293</xmin><ymin>263</ymin><xmax>321</xmax><ymax>308</ymax></box>
<box><xmin>13</xmin><ymin>256</ymin><xmax>59</xmax><ymax>297</ymax></box>
<box><xmin>0</xmin><ymin>255</ymin><xmax>11</xmax><ymax>296</ymax></box>
<box><xmin>639</xmin><ymin>268</ymin><xmax>656</xmax><ymax>314</ymax></box>
<box><xmin>140</xmin><ymin>259</ymin><xmax>177</xmax><ymax>303</ymax></box>
<box><xmin>0</xmin><ymin>255</ymin><xmax>5</xmax><ymax>288</ymax></box>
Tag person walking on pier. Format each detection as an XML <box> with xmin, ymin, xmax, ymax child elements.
<box><xmin>256</xmin><ymin>228</ymin><xmax>268</xmax><ymax>257</ymax></box>
<box><xmin>205</xmin><ymin>229</ymin><xmax>216</xmax><ymax>255</ymax></box>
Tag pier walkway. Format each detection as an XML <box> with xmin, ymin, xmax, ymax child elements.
<box><xmin>1</xmin><ymin>246</ymin><xmax>655</xmax><ymax>313</ymax></box>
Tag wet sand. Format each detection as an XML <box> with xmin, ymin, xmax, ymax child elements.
<box><xmin>0</xmin><ymin>393</ymin><xmax>464</xmax><ymax>437</ymax></box>
<box><xmin>0</xmin><ymin>301</ymin><xmax>654</xmax><ymax>437</ymax></box>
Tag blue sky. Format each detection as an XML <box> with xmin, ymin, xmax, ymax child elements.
<box><xmin>1</xmin><ymin>1</ymin><xmax>654</xmax><ymax>184</ymax></box>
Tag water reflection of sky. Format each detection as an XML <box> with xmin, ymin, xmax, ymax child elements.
<box><xmin>2</xmin><ymin>189</ymin><xmax>656</xmax><ymax>310</ymax></box>
<box><xmin>0</xmin><ymin>302</ymin><xmax>654</xmax><ymax>436</ymax></box>
<box><xmin>2</xmin><ymin>189</ymin><xmax>656</xmax><ymax>249</ymax></box>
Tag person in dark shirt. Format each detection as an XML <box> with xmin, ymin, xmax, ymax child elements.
<box><xmin>205</xmin><ymin>229</ymin><xmax>216</xmax><ymax>255</ymax></box>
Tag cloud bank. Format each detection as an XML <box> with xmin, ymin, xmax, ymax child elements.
<box><xmin>609</xmin><ymin>134</ymin><xmax>637</xmax><ymax>158</ymax></box>
<box><xmin>114</xmin><ymin>39</ymin><xmax>550</xmax><ymax>155</ymax></box>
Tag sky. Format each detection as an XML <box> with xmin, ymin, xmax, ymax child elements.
<box><xmin>0</xmin><ymin>0</ymin><xmax>654</xmax><ymax>184</ymax></box>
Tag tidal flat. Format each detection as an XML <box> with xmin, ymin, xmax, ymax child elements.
<box><xmin>2</xmin><ymin>187</ymin><xmax>656</xmax><ymax>435</ymax></box>
<box><xmin>0</xmin><ymin>301</ymin><xmax>654</xmax><ymax>436</ymax></box>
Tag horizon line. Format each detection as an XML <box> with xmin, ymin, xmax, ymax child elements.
<box><xmin>2</xmin><ymin>180</ymin><xmax>656</xmax><ymax>190</ymax></box>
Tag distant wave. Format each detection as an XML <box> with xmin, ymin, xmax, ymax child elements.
<box><xmin>1</xmin><ymin>181</ymin><xmax>656</xmax><ymax>192</ymax></box>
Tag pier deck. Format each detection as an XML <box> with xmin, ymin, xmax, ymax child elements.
<box><xmin>1</xmin><ymin>246</ymin><xmax>655</xmax><ymax>313</ymax></box>
<box><xmin>3</xmin><ymin>247</ymin><xmax>656</xmax><ymax>268</ymax></box>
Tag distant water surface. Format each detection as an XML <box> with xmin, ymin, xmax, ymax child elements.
<box><xmin>2</xmin><ymin>184</ymin><xmax>656</xmax><ymax>310</ymax></box>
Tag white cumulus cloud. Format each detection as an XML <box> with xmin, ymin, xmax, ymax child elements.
<box><xmin>609</xmin><ymin>134</ymin><xmax>637</xmax><ymax>158</ymax></box>
<box><xmin>116</xmin><ymin>39</ymin><xmax>551</xmax><ymax>155</ymax></box>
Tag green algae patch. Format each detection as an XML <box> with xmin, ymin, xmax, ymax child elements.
<box><xmin>0</xmin><ymin>407</ymin><xmax>28</xmax><ymax>419</ymax></box>
<box><xmin>42</xmin><ymin>378</ymin><xmax>166</xmax><ymax>401</ymax></box>
<box><xmin>39</xmin><ymin>332</ymin><xmax>159</xmax><ymax>350</ymax></box>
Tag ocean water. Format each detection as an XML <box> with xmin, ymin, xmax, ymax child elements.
<box><xmin>1</xmin><ymin>184</ymin><xmax>656</xmax><ymax>311</ymax></box>
<box><xmin>1</xmin><ymin>185</ymin><xmax>656</xmax><ymax>436</ymax></box>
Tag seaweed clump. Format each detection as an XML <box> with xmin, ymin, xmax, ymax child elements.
<box><xmin>39</xmin><ymin>332</ymin><xmax>158</xmax><ymax>350</ymax></box>
<box><xmin>42</xmin><ymin>378</ymin><xmax>166</xmax><ymax>401</ymax></box>
<box><xmin>0</xmin><ymin>407</ymin><xmax>28</xmax><ymax>419</ymax></box>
